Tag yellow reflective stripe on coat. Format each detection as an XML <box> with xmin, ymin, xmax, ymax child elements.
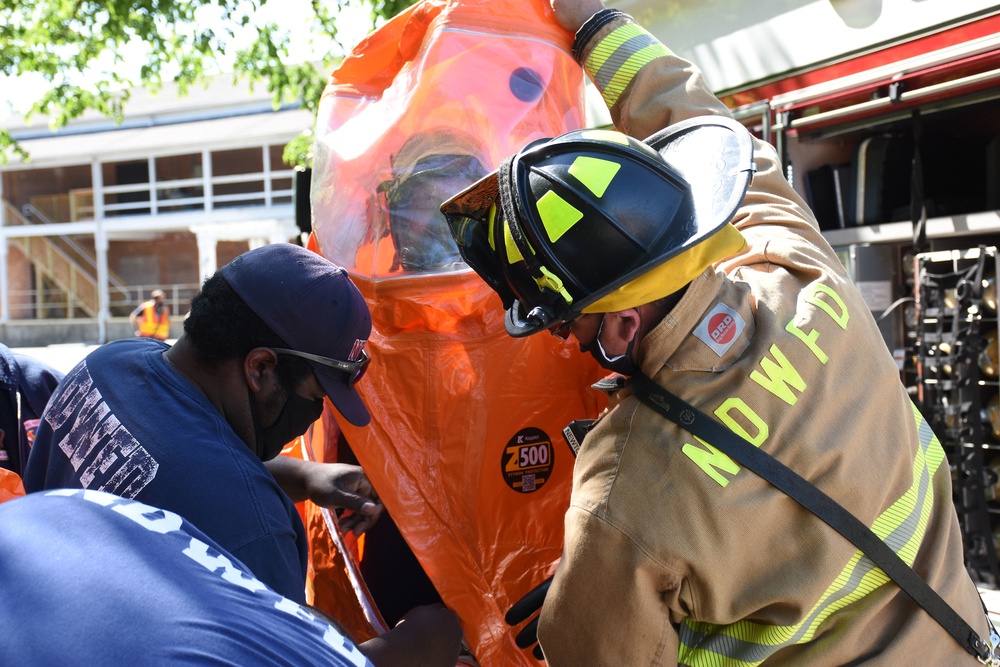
<box><xmin>585</xmin><ymin>23</ymin><xmax>671</xmax><ymax>108</ymax></box>
<box><xmin>676</xmin><ymin>400</ymin><xmax>944</xmax><ymax>666</ymax></box>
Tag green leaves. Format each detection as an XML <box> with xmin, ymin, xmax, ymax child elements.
<box><xmin>1</xmin><ymin>0</ymin><xmax>419</xmax><ymax>165</ymax></box>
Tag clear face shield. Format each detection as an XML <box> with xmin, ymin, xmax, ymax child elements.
<box><xmin>384</xmin><ymin>153</ymin><xmax>488</xmax><ymax>274</ymax></box>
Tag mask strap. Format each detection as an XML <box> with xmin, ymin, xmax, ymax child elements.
<box><xmin>247</xmin><ymin>385</ymin><xmax>266</xmax><ymax>459</ymax></box>
<box><xmin>595</xmin><ymin>313</ymin><xmax>638</xmax><ymax>364</ymax></box>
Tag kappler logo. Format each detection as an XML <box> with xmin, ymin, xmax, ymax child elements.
<box><xmin>694</xmin><ymin>303</ymin><xmax>746</xmax><ymax>357</ymax></box>
<box><xmin>709</xmin><ymin>313</ymin><xmax>736</xmax><ymax>345</ymax></box>
<box><xmin>501</xmin><ymin>427</ymin><xmax>554</xmax><ymax>494</ymax></box>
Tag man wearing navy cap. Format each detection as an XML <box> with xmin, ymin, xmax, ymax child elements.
<box><xmin>23</xmin><ymin>243</ymin><xmax>463</xmax><ymax>665</ymax></box>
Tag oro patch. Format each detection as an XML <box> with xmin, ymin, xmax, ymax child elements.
<box><xmin>501</xmin><ymin>427</ymin><xmax>553</xmax><ymax>494</ymax></box>
<box><xmin>694</xmin><ymin>302</ymin><xmax>746</xmax><ymax>356</ymax></box>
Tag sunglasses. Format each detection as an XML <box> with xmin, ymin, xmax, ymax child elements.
<box><xmin>272</xmin><ymin>347</ymin><xmax>371</xmax><ymax>386</ymax></box>
<box><xmin>549</xmin><ymin>319</ymin><xmax>576</xmax><ymax>340</ymax></box>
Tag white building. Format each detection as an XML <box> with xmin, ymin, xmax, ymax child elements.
<box><xmin>0</xmin><ymin>74</ymin><xmax>313</xmax><ymax>344</ymax></box>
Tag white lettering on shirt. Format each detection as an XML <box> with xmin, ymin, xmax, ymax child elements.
<box><xmin>45</xmin><ymin>361</ymin><xmax>158</xmax><ymax>497</ymax></box>
<box><xmin>53</xmin><ymin>489</ymin><xmax>369</xmax><ymax>665</ymax></box>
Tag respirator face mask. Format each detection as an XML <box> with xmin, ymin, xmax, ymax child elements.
<box><xmin>578</xmin><ymin>314</ymin><xmax>639</xmax><ymax>376</ymax></box>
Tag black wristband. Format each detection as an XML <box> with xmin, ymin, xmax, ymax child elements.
<box><xmin>571</xmin><ymin>8</ymin><xmax>631</xmax><ymax>63</ymax></box>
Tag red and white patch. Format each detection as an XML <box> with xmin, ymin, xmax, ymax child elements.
<box><xmin>693</xmin><ymin>303</ymin><xmax>746</xmax><ymax>356</ymax></box>
<box><xmin>23</xmin><ymin>419</ymin><xmax>40</xmax><ymax>446</ymax></box>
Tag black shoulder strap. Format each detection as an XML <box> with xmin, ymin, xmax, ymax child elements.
<box><xmin>627</xmin><ymin>372</ymin><xmax>997</xmax><ymax>663</ymax></box>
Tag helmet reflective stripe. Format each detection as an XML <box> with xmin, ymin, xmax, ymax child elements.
<box><xmin>536</xmin><ymin>191</ymin><xmax>583</xmax><ymax>243</ymax></box>
<box><xmin>488</xmin><ymin>203</ymin><xmax>536</xmax><ymax>267</ymax></box>
<box><xmin>568</xmin><ymin>156</ymin><xmax>620</xmax><ymax>198</ymax></box>
<box><xmin>487</xmin><ymin>204</ymin><xmax>498</xmax><ymax>251</ymax></box>
<box><xmin>503</xmin><ymin>218</ymin><xmax>534</xmax><ymax>264</ymax></box>
<box><xmin>585</xmin><ymin>23</ymin><xmax>672</xmax><ymax>108</ymax></box>
<box><xmin>537</xmin><ymin>155</ymin><xmax>621</xmax><ymax>244</ymax></box>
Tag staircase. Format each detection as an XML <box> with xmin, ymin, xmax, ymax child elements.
<box><xmin>1</xmin><ymin>200</ymin><xmax>130</xmax><ymax>317</ymax></box>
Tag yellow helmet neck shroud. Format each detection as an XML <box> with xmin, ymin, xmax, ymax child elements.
<box><xmin>582</xmin><ymin>223</ymin><xmax>745</xmax><ymax>314</ymax></box>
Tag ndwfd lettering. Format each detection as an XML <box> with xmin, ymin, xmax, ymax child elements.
<box><xmin>682</xmin><ymin>283</ymin><xmax>850</xmax><ymax>487</ymax></box>
<box><xmin>750</xmin><ymin>345</ymin><xmax>806</xmax><ymax>406</ymax></box>
<box><xmin>48</xmin><ymin>361</ymin><xmax>159</xmax><ymax>497</ymax></box>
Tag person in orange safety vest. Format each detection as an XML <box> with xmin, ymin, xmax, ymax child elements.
<box><xmin>130</xmin><ymin>289</ymin><xmax>171</xmax><ymax>340</ymax></box>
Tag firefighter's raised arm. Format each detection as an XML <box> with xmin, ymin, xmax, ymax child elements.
<box><xmin>556</xmin><ymin>0</ymin><xmax>830</xmax><ymax>256</ymax></box>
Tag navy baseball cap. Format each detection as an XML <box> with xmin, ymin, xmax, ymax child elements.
<box><xmin>219</xmin><ymin>243</ymin><xmax>372</xmax><ymax>427</ymax></box>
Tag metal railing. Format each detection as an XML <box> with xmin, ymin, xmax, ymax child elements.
<box><xmin>3</xmin><ymin>201</ymin><xmax>103</xmax><ymax>317</ymax></box>
<box><xmin>21</xmin><ymin>203</ymin><xmax>131</xmax><ymax>300</ymax></box>
<box><xmin>100</xmin><ymin>169</ymin><xmax>294</xmax><ymax>217</ymax></box>
<box><xmin>5</xmin><ymin>283</ymin><xmax>200</xmax><ymax>320</ymax></box>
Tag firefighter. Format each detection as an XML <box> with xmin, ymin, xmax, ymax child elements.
<box><xmin>440</xmin><ymin>1</ymin><xmax>992</xmax><ymax>664</ymax></box>
<box><xmin>130</xmin><ymin>288</ymin><xmax>171</xmax><ymax>340</ymax></box>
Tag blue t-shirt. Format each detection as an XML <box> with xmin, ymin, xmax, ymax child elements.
<box><xmin>0</xmin><ymin>489</ymin><xmax>372</xmax><ymax>667</ymax></box>
<box><xmin>23</xmin><ymin>338</ymin><xmax>309</xmax><ymax>602</ymax></box>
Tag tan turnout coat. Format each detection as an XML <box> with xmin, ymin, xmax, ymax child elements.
<box><xmin>535</xmin><ymin>13</ymin><xmax>989</xmax><ymax>667</ymax></box>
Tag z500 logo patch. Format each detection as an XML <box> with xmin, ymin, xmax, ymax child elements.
<box><xmin>501</xmin><ymin>427</ymin><xmax>553</xmax><ymax>494</ymax></box>
<box><xmin>694</xmin><ymin>302</ymin><xmax>746</xmax><ymax>356</ymax></box>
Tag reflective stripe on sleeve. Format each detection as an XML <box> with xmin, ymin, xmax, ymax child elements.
<box><xmin>584</xmin><ymin>23</ymin><xmax>671</xmax><ymax>108</ymax></box>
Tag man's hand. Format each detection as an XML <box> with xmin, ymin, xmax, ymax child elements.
<box><xmin>359</xmin><ymin>603</ymin><xmax>465</xmax><ymax>667</ymax></box>
<box><xmin>265</xmin><ymin>457</ymin><xmax>384</xmax><ymax>534</ymax></box>
<box><xmin>305</xmin><ymin>462</ymin><xmax>384</xmax><ymax>535</ymax></box>
<box><xmin>550</xmin><ymin>0</ymin><xmax>605</xmax><ymax>34</ymax></box>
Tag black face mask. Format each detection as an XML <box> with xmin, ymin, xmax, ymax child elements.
<box><xmin>579</xmin><ymin>314</ymin><xmax>640</xmax><ymax>376</ymax></box>
<box><xmin>247</xmin><ymin>386</ymin><xmax>324</xmax><ymax>461</ymax></box>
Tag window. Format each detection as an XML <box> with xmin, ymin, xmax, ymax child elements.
<box><xmin>155</xmin><ymin>153</ymin><xmax>204</xmax><ymax>212</ymax></box>
<box><xmin>102</xmin><ymin>160</ymin><xmax>150</xmax><ymax>216</ymax></box>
